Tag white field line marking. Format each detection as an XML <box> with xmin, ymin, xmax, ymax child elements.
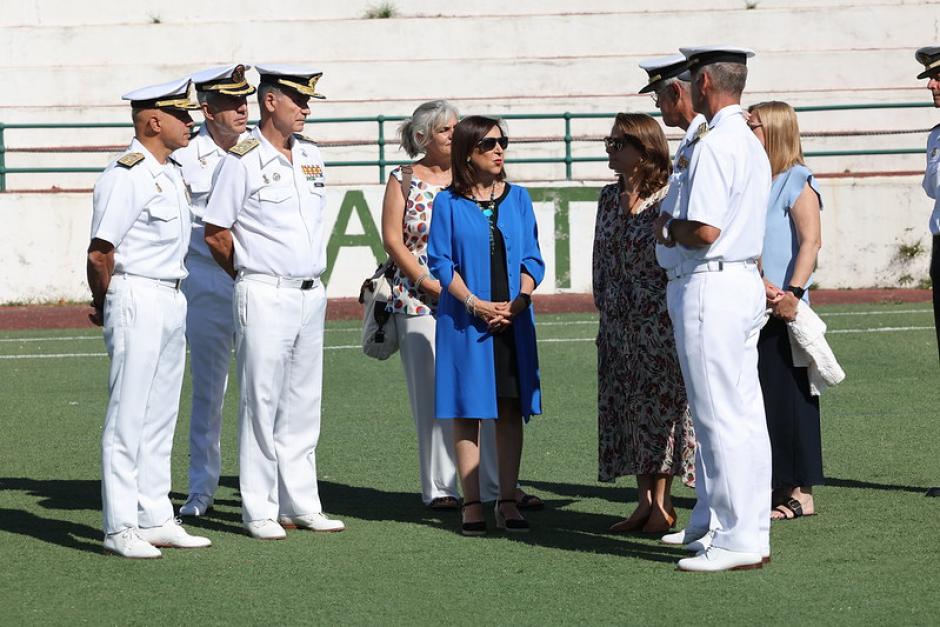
<box><xmin>828</xmin><ymin>325</ymin><xmax>933</xmax><ymax>334</ymax></box>
<box><xmin>2</xmin><ymin>325</ymin><xmax>933</xmax><ymax>360</ymax></box>
<box><xmin>1</xmin><ymin>309</ymin><xmax>930</xmax><ymax>344</ymax></box>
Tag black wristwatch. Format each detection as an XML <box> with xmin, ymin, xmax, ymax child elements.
<box><xmin>786</xmin><ymin>285</ymin><xmax>805</xmax><ymax>299</ymax></box>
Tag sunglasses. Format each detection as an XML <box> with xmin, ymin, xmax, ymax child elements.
<box><xmin>603</xmin><ymin>136</ymin><xmax>642</xmax><ymax>152</ymax></box>
<box><xmin>476</xmin><ymin>136</ymin><xmax>509</xmax><ymax>152</ymax></box>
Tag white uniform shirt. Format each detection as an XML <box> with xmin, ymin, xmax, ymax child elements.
<box><xmin>203</xmin><ymin>127</ymin><xmax>327</xmax><ymax>279</ymax></box>
<box><xmin>173</xmin><ymin>126</ymin><xmax>251</xmax><ymax>261</ymax></box>
<box><xmin>674</xmin><ymin>104</ymin><xmax>771</xmax><ymax>264</ymax></box>
<box><xmin>923</xmin><ymin>125</ymin><xmax>940</xmax><ymax>235</ymax></box>
<box><xmin>656</xmin><ymin>112</ymin><xmax>707</xmax><ymax>270</ymax></box>
<box><xmin>91</xmin><ymin>138</ymin><xmax>192</xmax><ymax>280</ymax></box>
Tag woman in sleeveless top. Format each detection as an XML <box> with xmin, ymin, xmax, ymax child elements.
<box><xmin>748</xmin><ymin>101</ymin><xmax>824</xmax><ymax>521</ymax></box>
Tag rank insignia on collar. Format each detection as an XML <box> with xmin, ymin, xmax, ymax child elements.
<box><xmin>117</xmin><ymin>153</ymin><xmax>145</xmax><ymax>168</ymax></box>
<box><xmin>694</xmin><ymin>123</ymin><xmax>709</xmax><ymax>141</ymax></box>
<box><xmin>294</xmin><ymin>133</ymin><xmax>317</xmax><ymax>144</ymax></box>
<box><xmin>184</xmin><ymin>183</ymin><xmax>192</xmax><ymax>205</ymax></box>
<box><xmin>229</xmin><ymin>138</ymin><xmax>260</xmax><ymax>157</ymax></box>
<box><xmin>155</xmin><ymin>182</ymin><xmax>163</xmax><ymax>193</ymax></box>
<box><xmin>677</xmin><ymin>156</ymin><xmax>689</xmax><ymax>171</ymax></box>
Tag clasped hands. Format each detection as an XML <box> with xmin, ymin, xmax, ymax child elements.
<box><xmin>473</xmin><ymin>297</ymin><xmax>527</xmax><ymax>333</ymax></box>
<box><xmin>764</xmin><ymin>280</ymin><xmax>799</xmax><ymax>322</ymax></box>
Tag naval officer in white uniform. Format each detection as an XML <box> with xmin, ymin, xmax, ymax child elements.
<box><xmin>203</xmin><ymin>65</ymin><xmax>344</xmax><ymax>539</ymax></box>
<box><xmin>915</xmin><ymin>46</ymin><xmax>940</xmax><ymax>498</ymax></box>
<box><xmin>174</xmin><ymin>64</ymin><xmax>255</xmax><ymax>517</ymax></box>
<box><xmin>87</xmin><ymin>78</ymin><xmax>211</xmax><ymax>558</ymax></box>
<box><xmin>638</xmin><ymin>53</ymin><xmax>718</xmax><ymax>545</ymax></box>
<box><xmin>653</xmin><ymin>46</ymin><xmax>772</xmax><ymax>572</ymax></box>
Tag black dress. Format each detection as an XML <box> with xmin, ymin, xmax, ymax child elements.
<box><xmin>480</xmin><ymin>186</ymin><xmax>520</xmax><ymax>400</ymax></box>
<box><xmin>757</xmin><ymin>315</ymin><xmax>824</xmax><ymax>488</ymax></box>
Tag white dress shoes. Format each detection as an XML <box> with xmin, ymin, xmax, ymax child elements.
<box><xmin>684</xmin><ymin>530</ymin><xmax>771</xmax><ymax>563</ymax></box>
<box><xmin>677</xmin><ymin>546</ymin><xmax>764</xmax><ymax>572</ymax></box>
<box><xmin>278</xmin><ymin>513</ymin><xmax>346</xmax><ymax>532</ymax></box>
<box><xmin>179</xmin><ymin>493</ymin><xmax>213</xmax><ymax>517</ymax></box>
<box><xmin>103</xmin><ymin>528</ymin><xmax>162</xmax><ymax>559</ymax></box>
<box><xmin>661</xmin><ymin>527</ymin><xmax>708</xmax><ymax>546</ymax></box>
<box><xmin>245</xmin><ymin>519</ymin><xmax>287</xmax><ymax>540</ymax></box>
<box><xmin>684</xmin><ymin>529</ymin><xmax>716</xmax><ymax>553</ymax></box>
<box><xmin>138</xmin><ymin>519</ymin><xmax>212</xmax><ymax>548</ymax></box>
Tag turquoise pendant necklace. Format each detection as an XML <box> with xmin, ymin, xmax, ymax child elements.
<box><xmin>474</xmin><ymin>182</ymin><xmax>497</xmax><ymax>254</ymax></box>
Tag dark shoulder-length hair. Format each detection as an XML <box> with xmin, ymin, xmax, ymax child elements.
<box><xmin>613</xmin><ymin>112</ymin><xmax>671</xmax><ymax>198</ymax></box>
<box><xmin>450</xmin><ymin>115</ymin><xmax>507</xmax><ymax>196</ymax></box>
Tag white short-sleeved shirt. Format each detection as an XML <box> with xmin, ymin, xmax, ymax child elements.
<box><xmin>173</xmin><ymin>126</ymin><xmax>251</xmax><ymax>260</ymax></box>
<box><xmin>203</xmin><ymin>127</ymin><xmax>327</xmax><ymax>279</ymax></box>
<box><xmin>656</xmin><ymin>112</ymin><xmax>707</xmax><ymax>270</ymax></box>
<box><xmin>923</xmin><ymin>125</ymin><xmax>940</xmax><ymax>235</ymax></box>
<box><xmin>674</xmin><ymin>104</ymin><xmax>771</xmax><ymax>264</ymax></box>
<box><xmin>90</xmin><ymin>138</ymin><xmax>192</xmax><ymax>280</ymax></box>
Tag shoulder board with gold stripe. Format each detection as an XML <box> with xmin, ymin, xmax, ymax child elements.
<box><xmin>229</xmin><ymin>138</ymin><xmax>260</xmax><ymax>157</ymax></box>
<box><xmin>294</xmin><ymin>133</ymin><xmax>318</xmax><ymax>144</ymax></box>
<box><xmin>117</xmin><ymin>153</ymin><xmax>145</xmax><ymax>168</ymax></box>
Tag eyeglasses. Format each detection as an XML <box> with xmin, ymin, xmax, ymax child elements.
<box><xmin>476</xmin><ymin>136</ymin><xmax>509</xmax><ymax>152</ymax></box>
<box><xmin>603</xmin><ymin>136</ymin><xmax>642</xmax><ymax>152</ymax></box>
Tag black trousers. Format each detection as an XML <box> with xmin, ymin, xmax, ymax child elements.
<box><xmin>757</xmin><ymin>316</ymin><xmax>825</xmax><ymax>489</ymax></box>
<box><xmin>931</xmin><ymin>235</ymin><xmax>940</xmax><ymax>365</ymax></box>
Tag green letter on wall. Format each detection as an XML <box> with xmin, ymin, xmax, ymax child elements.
<box><xmin>323</xmin><ymin>190</ymin><xmax>385</xmax><ymax>285</ymax></box>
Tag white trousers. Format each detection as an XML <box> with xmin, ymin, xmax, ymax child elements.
<box><xmin>234</xmin><ymin>277</ymin><xmax>326</xmax><ymax>523</ymax></box>
<box><xmin>181</xmin><ymin>255</ymin><xmax>235</xmax><ymax>498</ymax></box>
<box><xmin>101</xmin><ymin>275</ymin><xmax>187</xmax><ymax>534</ymax></box>
<box><xmin>667</xmin><ymin>268</ymin><xmax>771</xmax><ymax>554</ymax></box>
<box><xmin>395</xmin><ymin>314</ymin><xmax>499</xmax><ymax>503</ymax></box>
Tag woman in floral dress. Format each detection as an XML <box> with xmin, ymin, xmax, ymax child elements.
<box><xmin>593</xmin><ymin>113</ymin><xmax>696</xmax><ymax>534</ymax></box>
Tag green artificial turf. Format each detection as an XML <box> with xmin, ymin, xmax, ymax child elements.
<box><xmin>1</xmin><ymin>304</ymin><xmax>938</xmax><ymax>625</ymax></box>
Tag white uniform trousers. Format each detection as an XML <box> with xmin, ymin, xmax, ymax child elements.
<box><xmin>394</xmin><ymin>313</ymin><xmax>500</xmax><ymax>504</ymax></box>
<box><xmin>666</xmin><ymin>268</ymin><xmax>771</xmax><ymax>554</ymax></box>
<box><xmin>181</xmin><ymin>255</ymin><xmax>235</xmax><ymax>498</ymax></box>
<box><xmin>101</xmin><ymin>275</ymin><xmax>187</xmax><ymax>534</ymax></box>
<box><xmin>234</xmin><ymin>277</ymin><xmax>327</xmax><ymax>523</ymax></box>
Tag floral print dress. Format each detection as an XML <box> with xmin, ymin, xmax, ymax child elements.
<box><xmin>593</xmin><ymin>182</ymin><xmax>696</xmax><ymax>485</ymax></box>
<box><xmin>387</xmin><ymin>166</ymin><xmax>443</xmax><ymax>316</ymax></box>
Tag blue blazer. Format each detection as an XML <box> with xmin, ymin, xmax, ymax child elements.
<box><xmin>428</xmin><ymin>184</ymin><xmax>545</xmax><ymax>420</ymax></box>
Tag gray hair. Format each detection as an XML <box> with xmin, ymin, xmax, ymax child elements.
<box><xmin>398</xmin><ymin>100</ymin><xmax>459</xmax><ymax>157</ymax></box>
<box><xmin>695</xmin><ymin>62</ymin><xmax>748</xmax><ymax>97</ymax></box>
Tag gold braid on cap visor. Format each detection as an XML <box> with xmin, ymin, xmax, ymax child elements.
<box><xmin>202</xmin><ymin>79</ymin><xmax>256</xmax><ymax>96</ymax></box>
<box><xmin>276</xmin><ymin>74</ymin><xmax>326</xmax><ymax>99</ymax></box>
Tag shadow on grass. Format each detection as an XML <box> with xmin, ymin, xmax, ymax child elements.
<box><xmin>824</xmin><ymin>476</ymin><xmax>926</xmax><ymax>494</ymax></box>
<box><xmin>0</xmin><ymin>478</ymin><xmax>102</xmax><ymax>554</ymax></box>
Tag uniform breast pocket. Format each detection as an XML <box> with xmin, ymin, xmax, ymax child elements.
<box><xmin>258</xmin><ymin>186</ymin><xmax>293</xmax><ymax>206</ymax></box>
<box><xmin>146</xmin><ymin>202</ymin><xmax>180</xmax><ymax>243</ymax></box>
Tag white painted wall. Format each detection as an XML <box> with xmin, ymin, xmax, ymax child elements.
<box><xmin>0</xmin><ymin>176</ymin><xmax>931</xmax><ymax>304</ymax></box>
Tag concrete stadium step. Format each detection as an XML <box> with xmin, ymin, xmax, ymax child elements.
<box><xmin>1</xmin><ymin>0</ymin><xmax>932</xmax><ymax>26</ymax></box>
<box><xmin>1</xmin><ymin>5</ymin><xmax>930</xmax><ymax>69</ymax></box>
<box><xmin>0</xmin><ymin>49</ymin><xmax>927</xmax><ymax>109</ymax></box>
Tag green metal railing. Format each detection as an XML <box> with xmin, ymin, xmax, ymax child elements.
<box><xmin>0</xmin><ymin>102</ymin><xmax>934</xmax><ymax>191</ymax></box>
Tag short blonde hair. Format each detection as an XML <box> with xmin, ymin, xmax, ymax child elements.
<box><xmin>748</xmin><ymin>101</ymin><xmax>805</xmax><ymax>175</ymax></box>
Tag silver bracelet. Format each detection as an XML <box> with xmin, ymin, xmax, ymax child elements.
<box><xmin>414</xmin><ymin>272</ymin><xmax>430</xmax><ymax>291</ymax></box>
<box><xmin>464</xmin><ymin>293</ymin><xmax>476</xmax><ymax>315</ymax></box>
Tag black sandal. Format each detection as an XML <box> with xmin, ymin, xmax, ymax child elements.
<box><xmin>460</xmin><ymin>501</ymin><xmax>487</xmax><ymax>536</ymax></box>
<box><xmin>772</xmin><ymin>498</ymin><xmax>811</xmax><ymax>521</ymax></box>
<box><xmin>495</xmin><ymin>499</ymin><xmax>530</xmax><ymax>533</ymax></box>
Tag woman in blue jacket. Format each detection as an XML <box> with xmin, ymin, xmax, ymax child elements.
<box><xmin>428</xmin><ymin>116</ymin><xmax>544</xmax><ymax>535</ymax></box>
